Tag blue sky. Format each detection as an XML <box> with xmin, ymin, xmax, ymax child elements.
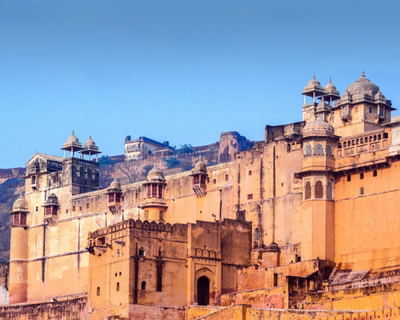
<box><xmin>1</xmin><ymin>0</ymin><xmax>400</xmax><ymax>168</ymax></box>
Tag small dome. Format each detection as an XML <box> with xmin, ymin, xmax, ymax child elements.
<box><xmin>63</xmin><ymin>130</ymin><xmax>83</xmax><ymax>149</ymax></box>
<box><xmin>303</xmin><ymin>119</ymin><xmax>334</xmax><ymax>137</ymax></box>
<box><xmin>146</xmin><ymin>167</ymin><xmax>165</xmax><ymax>182</ymax></box>
<box><xmin>84</xmin><ymin>135</ymin><xmax>97</xmax><ymax>149</ymax></box>
<box><xmin>194</xmin><ymin>159</ymin><xmax>207</xmax><ymax>172</ymax></box>
<box><xmin>307</xmin><ymin>74</ymin><xmax>321</xmax><ymax>88</ymax></box>
<box><xmin>263</xmin><ymin>242</ymin><xmax>280</xmax><ymax>253</ymax></box>
<box><xmin>108</xmin><ymin>178</ymin><xmax>122</xmax><ymax>191</ymax></box>
<box><xmin>316</xmin><ymin>99</ymin><xmax>330</xmax><ymax>111</ymax></box>
<box><xmin>324</xmin><ymin>77</ymin><xmax>337</xmax><ymax>92</ymax></box>
<box><xmin>374</xmin><ymin>89</ymin><xmax>386</xmax><ymax>101</ymax></box>
<box><xmin>12</xmin><ymin>194</ymin><xmax>28</xmax><ymax>212</ymax></box>
<box><xmin>45</xmin><ymin>193</ymin><xmax>59</xmax><ymax>206</ymax></box>
<box><xmin>345</xmin><ymin>71</ymin><xmax>380</xmax><ymax>96</ymax></box>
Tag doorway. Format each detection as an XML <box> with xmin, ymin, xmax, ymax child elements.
<box><xmin>197</xmin><ymin>276</ymin><xmax>210</xmax><ymax>306</ymax></box>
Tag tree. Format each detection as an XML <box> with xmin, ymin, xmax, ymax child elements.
<box><xmin>98</xmin><ymin>155</ymin><xmax>114</xmax><ymax>166</ymax></box>
<box><xmin>163</xmin><ymin>156</ymin><xmax>180</xmax><ymax>169</ymax></box>
<box><xmin>119</xmin><ymin>161</ymin><xmax>138</xmax><ymax>184</ymax></box>
<box><xmin>177</xmin><ymin>144</ymin><xmax>194</xmax><ymax>155</ymax></box>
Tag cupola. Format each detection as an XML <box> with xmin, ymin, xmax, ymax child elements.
<box><xmin>43</xmin><ymin>193</ymin><xmax>59</xmax><ymax>225</ymax></box>
<box><xmin>190</xmin><ymin>158</ymin><xmax>208</xmax><ymax>197</ymax></box>
<box><xmin>81</xmin><ymin>135</ymin><xmax>102</xmax><ymax>161</ymax></box>
<box><xmin>10</xmin><ymin>194</ymin><xmax>29</xmax><ymax>226</ymax></box>
<box><xmin>107</xmin><ymin>178</ymin><xmax>122</xmax><ymax>214</ymax></box>
<box><xmin>61</xmin><ymin>130</ymin><xmax>83</xmax><ymax>158</ymax></box>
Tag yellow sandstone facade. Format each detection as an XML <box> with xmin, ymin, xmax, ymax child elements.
<box><xmin>5</xmin><ymin>72</ymin><xmax>400</xmax><ymax>319</ymax></box>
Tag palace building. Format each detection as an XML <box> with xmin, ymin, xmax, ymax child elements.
<box><xmin>5</xmin><ymin>72</ymin><xmax>400</xmax><ymax>320</ymax></box>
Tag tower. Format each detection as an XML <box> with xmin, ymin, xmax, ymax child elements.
<box><xmin>9</xmin><ymin>194</ymin><xmax>29</xmax><ymax>304</ymax></box>
<box><xmin>296</xmin><ymin>119</ymin><xmax>338</xmax><ymax>261</ymax></box>
<box><xmin>141</xmin><ymin>168</ymin><xmax>167</xmax><ymax>221</ymax></box>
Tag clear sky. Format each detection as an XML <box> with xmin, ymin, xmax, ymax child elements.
<box><xmin>1</xmin><ymin>0</ymin><xmax>400</xmax><ymax>168</ymax></box>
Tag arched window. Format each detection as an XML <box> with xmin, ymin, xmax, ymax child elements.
<box><xmin>315</xmin><ymin>181</ymin><xmax>323</xmax><ymax>199</ymax></box>
<box><xmin>141</xmin><ymin>281</ymin><xmax>146</xmax><ymax>290</ymax></box>
<box><xmin>373</xmin><ymin>170</ymin><xmax>377</xmax><ymax>177</ymax></box>
<box><xmin>305</xmin><ymin>145</ymin><xmax>312</xmax><ymax>156</ymax></box>
<box><xmin>326</xmin><ymin>145</ymin><xmax>333</xmax><ymax>156</ymax></box>
<box><xmin>305</xmin><ymin>182</ymin><xmax>311</xmax><ymax>200</ymax></box>
<box><xmin>139</xmin><ymin>248</ymin><xmax>145</xmax><ymax>256</ymax></box>
<box><xmin>116</xmin><ymin>282</ymin><xmax>120</xmax><ymax>291</ymax></box>
<box><xmin>327</xmin><ymin>182</ymin><xmax>333</xmax><ymax>200</ymax></box>
<box><xmin>254</xmin><ymin>228</ymin><xmax>259</xmax><ymax>241</ymax></box>
<box><xmin>314</xmin><ymin>144</ymin><xmax>324</xmax><ymax>155</ymax></box>
<box><xmin>97</xmin><ymin>287</ymin><xmax>100</xmax><ymax>296</ymax></box>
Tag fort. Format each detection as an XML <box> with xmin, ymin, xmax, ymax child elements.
<box><xmin>2</xmin><ymin>72</ymin><xmax>400</xmax><ymax>319</ymax></box>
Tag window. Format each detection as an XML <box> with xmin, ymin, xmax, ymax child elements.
<box><xmin>20</xmin><ymin>213</ymin><xmax>26</xmax><ymax>225</ymax></box>
<box><xmin>360</xmin><ymin>187</ymin><xmax>364</xmax><ymax>195</ymax></box>
<box><xmin>373</xmin><ymin>170</ymin><xmax>377</xmax><ymax>177</ymax></box>
<box><xmin>254</xmin><ymin>228</ymin><xmax>259</xmax><ymax>241</ymax></box>
<box><xmin>225</xmin><ymin>175</ymin><xmax>228</xmax><ymax>181</ymax></box>
<box><xmin>305</xmin><ymin>182</ymin><xmax>311</xmax><ymax>200</ymax></box>
<box><xmin>305</xmin><ymin>145</ymin><xmax>312</xmax><ymax>156</ymax></box>
<box><xmin>139</xmin><ymin>248</ymin><xmax>145</xmax><ymax>256</ymax></box>
<box><xmin>360</xmin><ymin>172</ymin><xmax>364</xmax><ymax>179</ymax></box>
<box><xmin>273</xmin><ymin>274</ymin><xmax>278</xmax><ymax>287</ymax></box>
<box><xmin>213</xmin><ymin>179</ymin><xmax>216</xmax><ymax>184</ymax></box>
<box><xmin>36</xmin><ymin>206</ymin><xmax>38</xmax><ymax>212</ymax></box>
<box><xmin>117</xmin><ymin>249</ymin><xmax>120</xmax><ymax>257</ymax></box>
<box><xmin>14</xmin><ymin>214</ymin><xmax>19</xmax><ymax>225</ymax></box>
<box><xmin>287</xmin><ymin>144</ymin><xmax>291</xmax><ymax>152</ymax></box>
<box><xmin>158</xmin><ymin>185</ymin><xmax>163</xmax><ymax>198</ymax></box>
<box><xmin>141</xmin><ymin>281</ymin><xmax>146</xmax><ymax>290</ymax></box>
<box><xmin>193</xmin><ymin>175</ymin><xmax>199</xmax><ymax>185</ymax></box>
<box><xmin>116</xmin><ymin>282</ymin><xmax>120</xmax><ymax>292</ymax></box>
<box><xmin>315</xmin><ymin>181</ymin><xmax>323</xmax><ymax>199</ymax></box>
<box><xmin>73</xmin><ymin>206</ymin><xmax>76</xmax><ymax>212</ymax></box>
<box><xmin>159</xmin><ymin>210</ymin><xmax>164</xmax><ymax>221</ymax></box>
<box><xmin>87</xmin><ymin>203</ymin><xmax>89</xmax><ymax>209</ymax></box>
<box><xmin>369</xmin><ymin>107</ymin><xmax>372</xmax><ymax>113</ymax></box>
<box><xmin>237</xmin><ymin>211</ymin><xmax>245</xmax><ymax>221</ymax></box>
<box><xmin>347</xmin><ymin>175</ymin><xmax>351</xmax><ymax>182</ymax></box>
<box><xmin>201</xmin><ymin>175</ymin><xmax>206</xmax><ymax>184</ymax></box>
<box><xmin>207</xmin><ymin>177</ymin><xmax>210</xmax><ymax>183</ymax></box>
<box><xmin>116</xmin><ymin>193</ymin><xmax>121</xmax><ymax>202</ymax></box>
<box><xmin>326</xmin><ymin>145</ymin><xmax>333</xmax><ymax>156</ymax></box>
<box><xmin>97</xmin><ymin>287</ymin><xmax>100</xmax><ymax>296</ymax></box>
<box><xmin>249</xmin><ymin>170</ymin><xmax>252</xmax><ymax>176</ymax></box>
<box><xmin>314</xmin><ymin>144</ymin><xmax>324</xmax><ymax>155</ymax></box>
<box><xmin>135</xmin><ymin>192</ymin><xmax>139</xmax><ymax>199</ymax></box>
<box><xmin>247</xmin><ymin>194</ymin><xmax>253</xmax><ymax>200</ymax></box>
<box><xmin>45</xmin><ymin>207</ymin><xmax>51</xmax><ymax>216</ymax></box>
<box><xmin>108</xmin><ymin>194</ymin><xmax>114</xmax><ymax>202</ymax></box>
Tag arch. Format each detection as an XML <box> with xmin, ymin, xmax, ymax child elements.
<box><xmin>326</xmin><ymin>145</ymin><xmax>333</xmax><ymax>156</ymax></box>
<box><xmin>254</xmin><ymin>228</ymin><xmax>259</xmax><ymax>241</ymax></box>
<box><xmin>315</xmin><ymin>181</ymin><xmax>323</xmax><ymax>198</ymax></box>
<box><xmin>314</xmin><ymin>143</ymin><xmax>324</xmax><ymax>155</ymax></box>
<box><xmin>116</xmin><ymin>282</ymin><xmax>120</xmax><ymax>291</ymax></box>
<box><xmin>141</xmin><ymin>281</ymin><xmax>146</xmax><ymax>290</ymax></box>
<box><xmin>197</xmin><ymin>276</ymin><xmax>210</xmax><ymax>306</ymax></box>
<box><xmin>305</xmin><ymin>145</ymin><xmax>312</xmax><ymax>156</ymax></box>
<box><xmin>305</xmin><ymin>182</ymin><xmax>311</xmax><ymax>200</ymax></box>
<box><xmin>97</xmin><ymin>287</ymin><xmax>100</xmax><ymax>296</ymax></box>
<box><xmin>327</xmin><ymin>182</ymin><xmax>333</xmax><ymax>200</ymax></box>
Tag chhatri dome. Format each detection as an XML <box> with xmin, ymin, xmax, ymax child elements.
<box><xmin>345</xmin><ymin>71</ymin><xmax>380</xmax><ymax>96</ymax></box>
<box><xmin>303</xmin><ymin>119</ymin><xmax>334</xmax><ymax>137</ymax></box>
<box><xmin>146</xmin><ymin>167</ymin><xmax>165</xmax><ymax>182</ymax></box>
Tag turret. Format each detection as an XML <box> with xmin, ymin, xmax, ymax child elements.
<box><xmin>107</xmin><ymin>178</ymin><xmax>122</xmax><ymax>215</ymax></box>
<box><xmin>9</xmin><ymin>195</ymin><xmax>29</xmax><ymax>303</ymax></box>
<box><xmin>141</xmin><ymin>168</ymin><xmax>167</xmax><ymax>221</ymax></box>
<box><xmin>190</xmin><ymin>158</ymin><xmax>207</xmax><ymax>197</ymax></box>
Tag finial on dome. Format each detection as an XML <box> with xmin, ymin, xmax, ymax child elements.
<box><xmin>313</xmin><ymin>73</ymin><xmax>316</xmax><ymax>79</ymax></box>
<box><xmin>72</xmin><ymin>130</ymin><xmax>75</xmax><ymax>135</ymax></box>
<box><xmin>361</xmin><ymin>70</ymin><xmax>365</xmax><ymax>78</ymax></box>
<box><xmin>329</xmin><ymin>76</ymin><xmax>332</xmax><ymax>83</ymax></box>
